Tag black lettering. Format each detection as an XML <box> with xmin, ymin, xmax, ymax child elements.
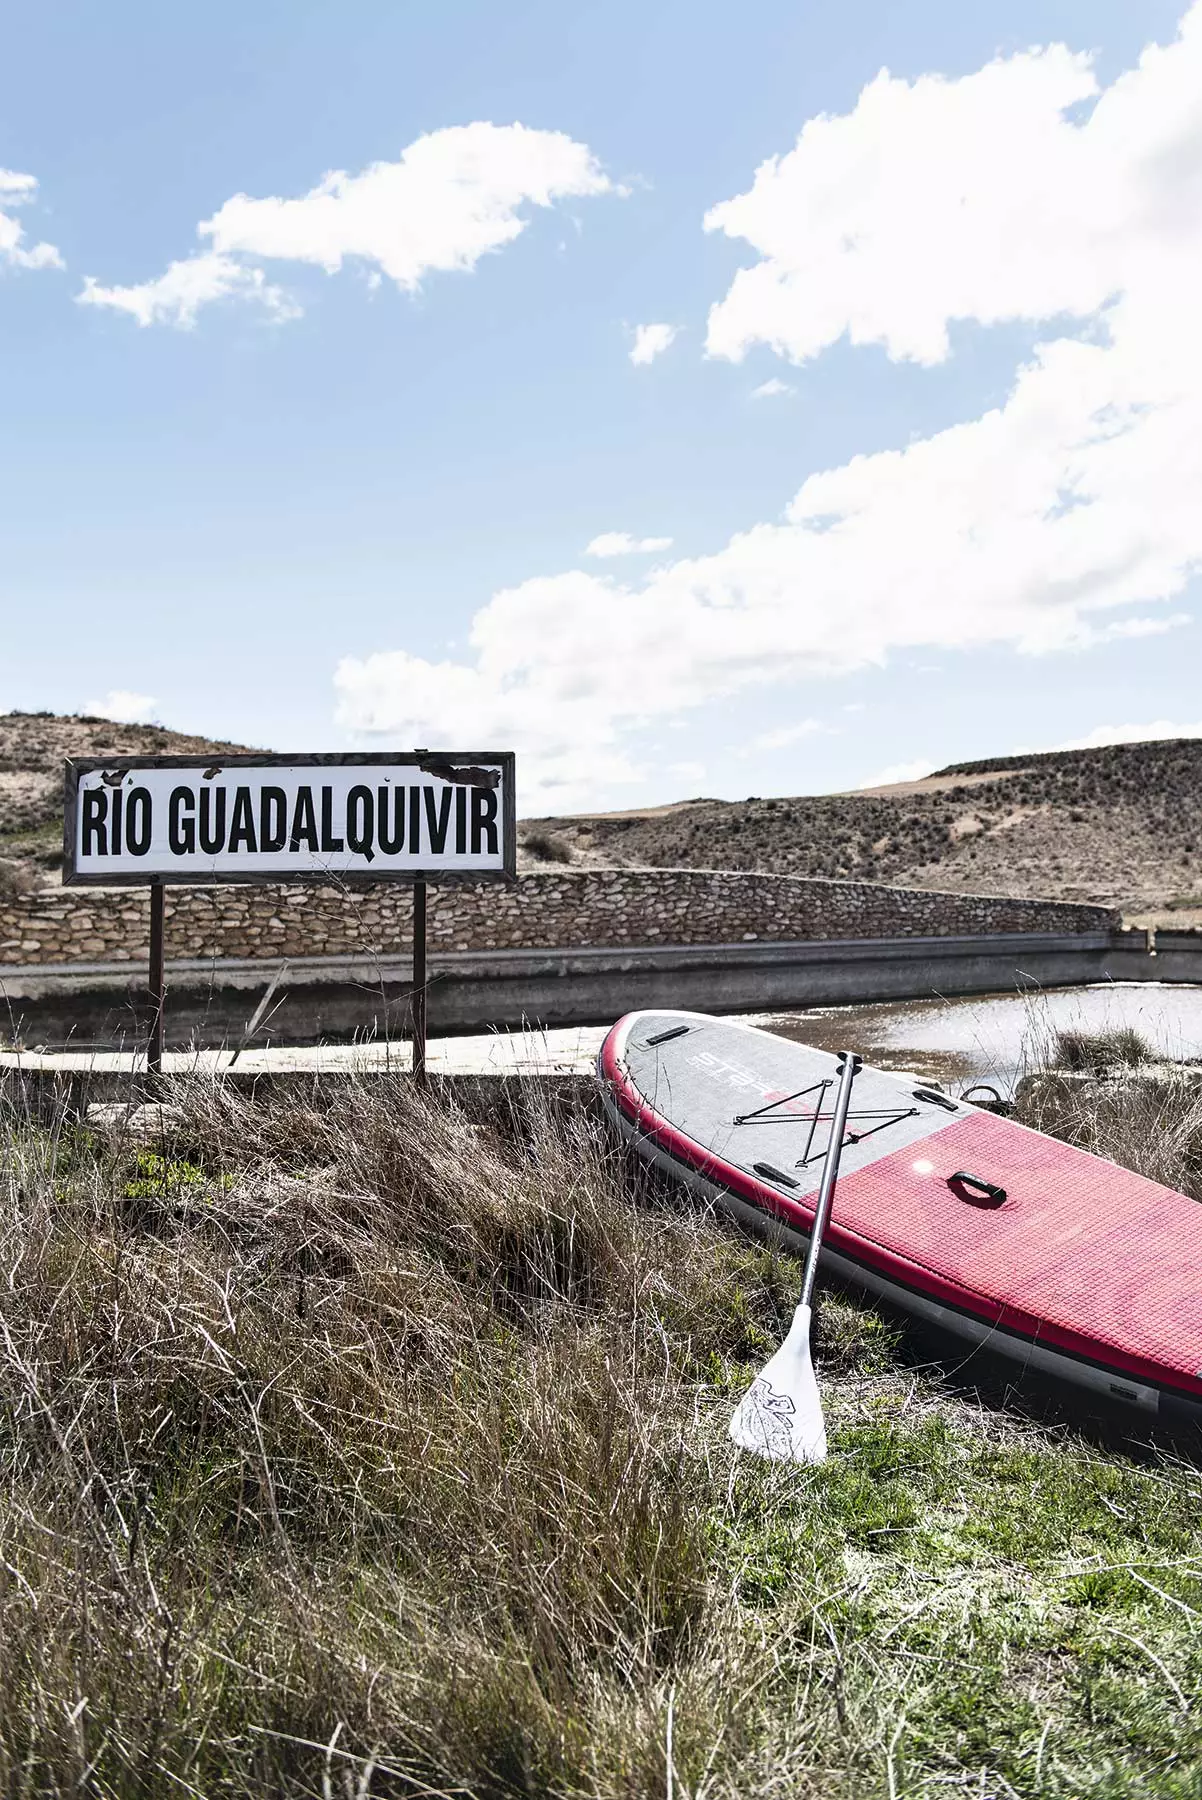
<box><xmin>82</xmin><ymin>789</ymin><xmax>108</xmax><ymax>856</ymax></box>
<box><xmin>111</xmin><ymin>785</ymin><xmax>123</xmax><ymax>856</ymax></box>
<box><xmin>423</xmin><ymin>784</ymin><xmax>453</xmax><ymax>854</ymax></box>
<box><xmin>125</xmin><ymin>787</ymin><xmax>152</xmax><ymax>856</ymax></box>
<box><xmin>169</xmin><ymin>787</ymin><xmax>195</xmax><ymax>854</ymax></box>
<box><xmin>346</xmin><ymin>785</ymin><xmax>375</xmax><ymax>862</ymax></box>
<box><xmin>199</xmin><ymin>787</ymin><xmax>227</xmax><ymax>855</ymax></box>
<box><xmin>289</xmin><ymin>786</ymin><xmax>319</xmax><ymax>853</ymax></box>
<box><xmin>377</xmin><ymin>785</ymin><xmax>405</xmax><ymax>853</ymax></box>
<box><xmin>409</xmin><ymin>785</ymin><xmax>421</xmax><ymax>856</ymax></box>
<box><xmin>260</xmin><ymin>787</ymin><xmax>287</xmax><ymax>853</ymax></box>
<box><xmin>320</xmin><ymin>785</ymin><xmax>344</xmax><ymax>853</ymax></box>
<box><xmin>454</xmin><ymin>785</ymin><xmax>467</xmax><ymax>854</ymax></box>
<box><xmin>228</xmin><ymin>786</ymin><xmax>258</xmax><ymax>853</ymax></box>
<box><xmin>471</xmin><ymin>787</ymin><xmax>499</xmax><ymax>855</ymax></box>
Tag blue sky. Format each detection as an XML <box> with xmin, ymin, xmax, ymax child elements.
<box><xmin>3</xmin><ymin>0</ymin><xmax>1200</xmax><ymax>810</ymax></box>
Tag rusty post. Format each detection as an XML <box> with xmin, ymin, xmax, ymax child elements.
<box><xmin>147</xmin><ymin>878</ymin><xmax>166</xmax><ymax>1077</ymax></box>
<box><xmin>412</xmin><ymin>878</ymin><xmax>427</xmax><ymax>1084</ymax></box>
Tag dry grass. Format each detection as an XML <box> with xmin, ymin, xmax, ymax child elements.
<box><xmin>1051</xmin><ymin>1027</ymin><xmax>1152</xmax><ymax>1075</ymax></box>
<box><xmin>519</xmin><ymin>830</ymin><xmax>574</xmax><ymax>867</ymax></box>
<box><xmin>1016</xmin><ymin>1024</ymin><xmax>1202</xmax><ymax>1200</ymax></box>
<box><xmin>2</xmin><ymin>1072</ymin><xmax>1202</xmax><ymax>1796</ymax></box>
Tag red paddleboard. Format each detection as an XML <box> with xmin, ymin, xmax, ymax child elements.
<box><xmin>599</xmin><ymin>1010</ymin><xmax>1202</xmax><ymax>1426</ymax></box>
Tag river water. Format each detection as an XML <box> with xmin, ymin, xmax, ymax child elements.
<box><xmin>754</xmin><ymin>983</ymin><xmax>1202</xmax><ymax>1096</ymax></box>
<box><xmin>9</xmin><ymin>981</ymin><xmax>1201</xmax><ymax>1087</ymax></box>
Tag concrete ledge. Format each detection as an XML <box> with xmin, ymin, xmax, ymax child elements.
<box><xmin>0</xmin><ymin>926</ymin><xmax>1144</xmax><ymax>991</ymax></box>
<box><xmin>0</xmin><ymin>926</ymin><xmax>1193</xmax><ymax>1051</ymax></box>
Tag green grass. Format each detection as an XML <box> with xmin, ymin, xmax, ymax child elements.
<box><xmin>0</xmin><ymin>1076</ymin><xmax>1200</xmax><ymax>1796</ymax></box>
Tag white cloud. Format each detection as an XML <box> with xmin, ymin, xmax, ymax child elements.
<box><xmin>585</xmin><ymin>531</ymin><xmax>674</xmax><ymax>557</ymax></box>
<box><xmin>336</xmin><ymin>9</ymin><xmax>1202</xmax><ymax>809</ymax></box>
<box><xmin>0</xmin><ymin>169</ymin><xmax>63</xmax><ymax>272</ymax></box>
<box><xmin>742</xmin><ymin>720</ymin><xmax>825</xmax><ymax>754</ymax></box>
<box><xmin>1094</xmin><ymin>612</ymin><xmax>1191</xmax><ymax>640</ymax></box>
<box><xmin>84</xmin><ymin>689</ymin><xmax>159</xmax><ymax>725</ymax></box>
<box><xmin>705</xmin><ymin>47</ymin><xmax>1105</xmax><ymax>366</ymax></box>
<box><xmin>629</xmin><ymin>322</ymin><xmax>678</xmax><ymax>365</ymax></box>
<box><xmin>750</xmin><ymin>377</ymin><xmax>793</xmax><ymax>398</ymax></box>
<box><xmin>78</xmin><ymin>253</ymin><xmax>298</xmax><ymax>329</ymax></box>
<box><xmin>80</xmin><ymin>122</ymin><xmax>613</xmax><ymax>327</ymax></box>
<box><xmin>856</xmin><ymin>759</ymin><xmax>937</xmax><ymax>788</ymax></box>
<box><xmin>1038</xmin><ymin>721</ymin><xmax>1202</xmax><ymax>752</ymax></box>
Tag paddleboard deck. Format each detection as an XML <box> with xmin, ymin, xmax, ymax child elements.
<box><xmin>598</xmin><ymin>1010</ymin><xmax>1202</xmax><ymax>1426</ymax></box>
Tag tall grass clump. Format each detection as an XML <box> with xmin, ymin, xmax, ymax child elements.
<box><xmin>1015</xmin><ymin>1017</ymin><xmax>1202</xmax><ymax>1199</ymax></box>
<box><xmin>1</xmin><ymin>1072</ymin><xmax>1202</xmax><ymax>1795</ymax></box>
<box><xmin>1052</xmin><ymin>1026</ymin><xmax>1152</xmax><ymax>1074</ymax></box>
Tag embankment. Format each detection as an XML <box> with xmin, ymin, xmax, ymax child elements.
<box><xmin>2</xmin><ymin>865</ymin><xmax>1117</xmax><ymax>966</ymax></box>
<box><xmin>4</xmin><ymin>868</ymin><xmax>1183</xmax><ymax>1051</ymax></box>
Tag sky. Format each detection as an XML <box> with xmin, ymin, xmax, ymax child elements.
<box><xmin>3</xmin><ymin>0</ymin><xmax>1202</xmax><ymax>812</ymax></box>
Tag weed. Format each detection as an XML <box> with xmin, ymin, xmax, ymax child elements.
<box><xmin>1053</xmin><ymin>1026</ymin><xmax>1153</xmax><ymax>1073</ymax></box>
<box><xmin>0</xmin><ymin>1072</ymin><xmax>1200</xmax><ymax>1794</ymax></box>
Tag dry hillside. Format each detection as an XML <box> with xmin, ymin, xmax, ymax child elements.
<box><xmin>6</xmin><ymin>715</ymin><xmax>1200</xmax><ymax>924</ymax></box>
<box><xmin>0</xmin><ymin>712</ymin><xmax>255</xmax><ymax>890</ymax></box>
<box><xmin>523</xmin><ymin>738</ymin><xmax>1202</xmax><ymax>925</ymax></box>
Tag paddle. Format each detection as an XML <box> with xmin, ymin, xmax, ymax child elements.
<box><xmin>729</xmin><ymin>1050</ymin><xmax>862</xmax><ymax>1464</ymax></box>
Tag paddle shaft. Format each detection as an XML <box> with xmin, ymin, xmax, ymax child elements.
<box><xmin>798</xmin><ymin>1052</ymin><xmax>862</xmax><ymax>1311</ymax></box>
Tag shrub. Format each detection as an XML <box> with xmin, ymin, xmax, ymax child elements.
<box><xmin>1053</xmin><ymin>1026</ymin><xmax>1152</xmax><ymax>1073</ymax></box>
<box><xmin>520</xmin><ymin>828</ymin><xmax>573</xmax><ymax>864</ymax></box>
<box><xmin>0</xmin><ymin>858</ymin><xmax>35</xmax><ymax>900</ymax></box>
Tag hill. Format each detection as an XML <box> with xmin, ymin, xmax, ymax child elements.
<box><xmin>524</xmin><ymin>737</ymin><xmax>1202</xmax><ymax>926</ymax></box>
<box><xmin>0</xmin><ymin>711</ymin><xmax>255</xmax><ymax>889</ymax></box>
<box><xmin>6</xmin><ymin>715</ymin><xmax>1200</xmax><ymax>924</ymax></box>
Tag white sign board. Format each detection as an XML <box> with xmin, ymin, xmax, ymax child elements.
<box><xmin>63</xmin><ymin>752</ymin><xmax>516</xmax><ymax>885</ymax></box>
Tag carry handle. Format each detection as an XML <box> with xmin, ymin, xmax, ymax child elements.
<box><xmin>948</xmin><ymin>1170</ymin><xmax>1007</xmax><ymax>1206</ymax></box>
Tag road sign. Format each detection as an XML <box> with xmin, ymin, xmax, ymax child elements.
<box><xmin>63</xmin><ymin>751</ymin><xmax>516</xmax><ymax>886</ymax></box>
<box><xmin>62</xmin><ymin>749</ymin><xmax>516</xmax><ymax>1079</ymax></box>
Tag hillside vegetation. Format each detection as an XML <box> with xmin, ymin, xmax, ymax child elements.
<box><xmin>0</xmin><ymin>712</ymin><xmax>255</xmax><ymax>890</ymax></box>
<box><xmin>525</xmin><ymin>738</ymin><xmax>1202</xmax><ymax>924</ymax></box>
<box><xmin>3</xmin><ymin>1072</ymin><xmax>1202</xmax><ymax>1796</ymax></box>
<box><xmin>6</xmin><ymin>714</ymin><xmax>1202</xmax><ymax>922</ymax></box>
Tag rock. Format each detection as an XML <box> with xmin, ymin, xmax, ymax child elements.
<box><xmin>84</xmin><ymin>1101</ymin><xmax>189</xmax><ymax>1142</ymax></box>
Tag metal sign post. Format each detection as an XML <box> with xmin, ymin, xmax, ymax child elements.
<box><xmin>62</xmin><ymin>750</ymin><xmax>516</xmax><ymax>1073</ymax></box>
<box><xmin>412</xmin><ymin>878</ymin><xmax>427</xmax><ymax>1083</ymax></box>
<box><xmin>147</xmin><ymin>878</ymin><xmax>165</xmax><ymax>1075</ymax></box>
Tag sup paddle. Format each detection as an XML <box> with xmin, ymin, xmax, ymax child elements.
<box><xmin>729</xmin><ymin>1050</ymin><xmax>862</xmax><ymax>1464</ymax></box>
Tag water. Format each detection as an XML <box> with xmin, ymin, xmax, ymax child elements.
<box><xmin>756</xmin><ymin>983</ymin><xmax>1202</xmax><ymax>1097</ymax></box>
<box><xmin>11</xmin><ymin>982</ymin><xmax>1202</xmax><ymax>1089</ymax></box>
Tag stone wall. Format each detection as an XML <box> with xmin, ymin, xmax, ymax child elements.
<box><xmin>0</xmin><ymin>868</ymin><xmax>1118</xmax><ymax>968</ymax></box>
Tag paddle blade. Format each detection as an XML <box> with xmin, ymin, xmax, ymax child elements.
<box><xmin>728</xmin><ymin>1303</ymin><xmax>827</xmax><ymax>1464</ymax></box>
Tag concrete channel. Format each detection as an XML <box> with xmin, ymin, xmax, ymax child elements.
<box><xmin>2</xmin><ymin>926</ymin><xmax>1200</xmax><ymax>1054</ymax></box>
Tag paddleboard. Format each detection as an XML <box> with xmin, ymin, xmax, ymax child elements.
<box><xmin>598</xmin><ymin>1010</ymin><xmax>1202</xmax><ymax>1427</ymax></box>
